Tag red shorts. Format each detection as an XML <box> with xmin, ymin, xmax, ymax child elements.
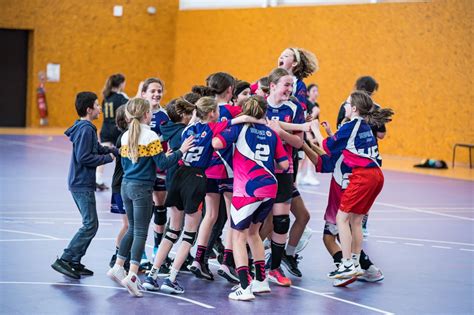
<box><xmin>340</xmin><ymin>167</ymin><xmax>384</xmax><ymax>215</ymax></box>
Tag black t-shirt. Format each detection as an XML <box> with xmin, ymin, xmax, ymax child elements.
<box><xmin>306</xmin><ymin>99</ymin><xmax>320</xmax><ymax>119</ymax></box>
<box><xmin>100</xmin><ymin>92</ymin><xmax>128</xmax><ymax>143</ymax></box>
<box><xmin>111</xmin><ymin>131</ymin><xmax>125</xmax><ymax>193</ymax></box>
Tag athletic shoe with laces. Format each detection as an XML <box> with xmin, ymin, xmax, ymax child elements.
<box><xmin>268</xmin><ymin>267</ymin><xmax>292</xmax><ymax>287</ymax></box>
<box><xmin>160</xmin><ymin>277</ymin><xmax>184</xmax><ymax>294</ymax></box>
<box><xmin>228</xmin><ymin>285</ymin><xmax>255</xmax><ymax>301</ymax></box>
<box><xmin>333</xmin><ymin>276</ymin><xmax>357</xmax><ymax>287</ymax></box>
<box><xmin>190</xmin><ymin>261</ymin><xmax>214</xmax><ymax>281</ymax></box>
<box><xmin>281</xmin><ymin>253</ymin><xmax>302</xmax><ymax>277</ymax></box>
<box><xmin>328</xmin><ymin>262</ymin><xmax>357</xmax><ymax>279</ymax></box>
<box><xmin>143</xmin><ymin>276</ymin><xmax>160</xmax><ymax>291</ymax></box>
<box><xmin>295</xmin><ymin>227</ymin><xmax>313</xmax><ymax>254</ymax></box>
<box><xmin>218</xmin><ymin>264</ymin><xmax>240</xmax><ymax>283</ymax></box>
<box><xmin>107</xmin><ymin>264</ymin><xmax>126</xmax><ymax>285</ymax></box>
<box><xmin>358</xmin><ymin>265</ymin><xmax>384</xmax><ymax>282</ymax></box>
<box><xmin>51</xmin><ymin>258</ymin><xmax>81</xmax><ymax>279</ymax></box>
<box><xmin>251</xmin><ymin>278</ymin><xmax>271</xmax><ymax>294</ymax></box>
<box><xmin>353</xmin><ymin>264</ymin><xmax>364</xmax><ymax>277</ymax></box>
<box><xmin>121</xmin><ymin>273</ymin><xmax>143</xmax><ymax>297</ymax></box>
<box><xmin>158</xmin><ymin>256</ymin><xmax>173</xmax><ymax>276</ymax></box>
<box><xmin>71</xmin><ymin>262</ymin><xmax>94</xmax><ymax>276</ymax></box>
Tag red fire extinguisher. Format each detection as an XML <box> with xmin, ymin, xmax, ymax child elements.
<box><xmin>37</xmin><ymin>71</ymin><xmax>48</xmax><ymax>126</ymax></box>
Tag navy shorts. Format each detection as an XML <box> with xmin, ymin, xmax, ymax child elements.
<box><xmin>110</xmin><ymin>192</ymin><xmax>125</xmax><ymax>214</ymax></box>
<box><xmin>153</xmin><ymin>177</ymin><xmax>166</xmax><ymax>192</ymax></box>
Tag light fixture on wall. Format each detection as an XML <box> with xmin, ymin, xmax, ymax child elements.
<box><xmin>113</xmin><ymin>5</ymin><xmax>123</xmax><ymax>17</ymax></box>
<box><xmin>147</xmin><ymin>6</ymin><xmax>157</xmax><ymax>15</ymax></box>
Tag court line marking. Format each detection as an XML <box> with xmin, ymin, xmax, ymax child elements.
<box><xmin>460</xmin><ymin>248</ymin><xmax>474</xmax><ymax>252</ymax></box>
<box><xmin>431</xmin><ymin>246</ymin><xmax>452</xmax><ymax>249</ymax></box>
<box><xmin>299</xmin><ymin>188</ymin><xmax>474</xmax><ymax>221</ymax></box>
<box><xmin>0</xmin><ymin>282</ymin><xmax>214</xmax><ymax>309</ymax></box>
<box><xmin>0</xmin><ymin>139</ymin><xmax>70</xmax><ymax>154</ymax></box>
<box><xmin>0</xmin><ymin>229</ymin><xmax>59</xmax><ymax>240</ymax></box>
<box><xmin>404</xmin><ymin>243</ymin><xmax>424</xmax><ymax>247</ymax></box>
<box><xmin>203</xmin><ymin>260</ymin><xmax>394</xmax><ymax>314</ymax></box>
<box><xmin>0</xmin><ymin>217</ymin><xmax>122</xmax><ymax>222</ymax></box>
<box><xmin>291</xmin><ymin>285</ymin><xmax>394</xmax><ymax>315</ymax></box>
<box><xmin>0</xmin><ymin>238</ymin><xmax>115</xmax><ymax>242</ymax></box>
<box><xmin>308</xmin><ymin>229</ymin><xmax>474</xmax><ymax>247</ymax></box>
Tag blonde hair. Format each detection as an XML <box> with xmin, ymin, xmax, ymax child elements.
<box><xmin>241</xmin><ymin>96</ymin><xmax>267</xmax><ymax>120</ymax></box>
<box><xmin>195</xmin><ymin>97</ymin><xmax>217</xmax><ymax>120</ymax></box>
<box><xmin>125</xmin><ymin>98</ymin><xmax>150</xmax><ymax>163</ymax></box>
<box><xmin>289</xmin><ymin>47</ymin><xmax>319</xmax><ymax>79</ymax></box>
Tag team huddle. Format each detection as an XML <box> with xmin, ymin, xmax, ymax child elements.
<box><xmin>51</xmin><ymin>47</ymin><xmax>394</xmax><ymax>301</ymax></box>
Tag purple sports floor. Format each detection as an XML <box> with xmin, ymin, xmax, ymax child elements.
<box><xmin>1</xmin><ymin>134</ymin><xmax>473</xmax><ymax>315</ymax></box>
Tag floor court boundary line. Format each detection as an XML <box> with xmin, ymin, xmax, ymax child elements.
<box><xmin>0</xmin><ymin>139</ymin><xmax>70</xmax><ymax>154</ymax></box>
<box><xmin>291</xmin><ymin>285</ymin><xmax>394</xmax><ymax>315</ymax></box>
<box><xmin>0</xmin><ymin>229</ymin><xmax>59</xmax><ymax>240</ymax></box>
<box><xmin>203</xmin><ymin>260</ymin><xmax>394</xmax><ymax>314</ymax></box>
<box><xmin>0</xmin><ymin>282</ymin><xmax>215</xmax><ymax>309</ymax></box>
<box><xmin>298</xmin><ymin>189</ymin><xmax>474</xmax><ymax>221</ymax></box>
<box><xmin>0</xmin><ymin>237</ymin><xmax>115</xmax><ymax>242</ymax></box>
<box><xmin>306</xmin><ymin>228</ymin><xmax>474</xmax><ymax>247</ymax></box>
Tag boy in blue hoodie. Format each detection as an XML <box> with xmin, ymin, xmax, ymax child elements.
<box><xmin>52</xmin><ymin>91</ymin><xmax>118</xmax><ymax>279</ymax></box>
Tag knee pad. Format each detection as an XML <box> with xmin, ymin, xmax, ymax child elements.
<box><xmin>153</xmin><ymin>205</ymin><xmax>167</xmax><ymax>225</ymax></box>
<box><xmin>182</xmin><ymin>231</ymin><xmax>197</xmax><ymax>245</ymax></box>
<box><xmin>164</xmin><ymin>227</ymin><xmax>181</xmax><ymax>244</ymax></box>
<box><xmin>273</xmin><ymin>215</ymin><xmax>290</xmax><ymax>234</ymax></box>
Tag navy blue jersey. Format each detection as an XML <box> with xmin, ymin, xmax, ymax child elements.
<box><xmin>181</xmin><ymin>120</ymin><xmax>231</xmax><ymax>169</ymax></box>
<box><xmin>266</xmin><ymin>100</ymin><xmax>305</xmax><ymax>173</ymax></box>
<box><xmin>150</xmin><ymin>108</ymin><xmax>170</xmax><ymax>138</ymax></box>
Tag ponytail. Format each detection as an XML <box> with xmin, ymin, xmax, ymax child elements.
<box><xmin>350</xmin><ymin>91</ymin><xmax>394</xmax><ymax>128</ymax></box>
<box><xmin>124</xmin><ymin>98</ymin><xmax>150</xmax><ymax>163</ymax></box>
<box><xmin>102</xmin><ymin>73</ymin><xmax>125</xmax><ymax>99</ymax></box>
<box><xmin>240</xmin><ymin>95</ymin><xmax>267</xmax><ymax>120</ymax></box>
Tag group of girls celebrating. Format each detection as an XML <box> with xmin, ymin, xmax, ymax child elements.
<box><xmin>101</xmin><ymin>46</ymin><xmax>394</xmax><ymax>300</ymax></box>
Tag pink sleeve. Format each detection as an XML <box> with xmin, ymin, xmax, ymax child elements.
<box><xmin>227</xmin><ymin>105</ymin><xmax>242</xmax><ymax>118</ymax></box>
<box><xmin>209</xmin><ymin>120</ymin><xmax>231</xmax><ymax>136</ymax></box>
<box><xmin>274</xmin><ymin>134</ymin><xmax>288</xmax><ymax>162</ymax></box>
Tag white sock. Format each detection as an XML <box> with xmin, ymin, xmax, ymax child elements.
<box><xmin>351</xmin><ymin>253</ymin><xmax>360</xmax><ymax>267</ymax></box>
<box><xmin>286</xmin><ymin>245</ymin><xmax>296</xmax><ymax>256</ymax></box>
<box><xmin>149</xmin><ymin>267</ymin><xmax>159</xmax><ymax>280</ymax></box>
<box><xmin>169</xmin><ymin>267</ymin><xmax>179</xmax><ymax>282</ymax></box>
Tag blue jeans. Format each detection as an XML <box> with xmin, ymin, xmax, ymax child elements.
<box><xmin>61</xmin><ymin>191</ymin><xmax>99</xmax><ymax>263</ymax></box>
<box><xmin>118</xmin><ymin>181</ymin><xmax>153</xmax><ymax>266</ymax></box>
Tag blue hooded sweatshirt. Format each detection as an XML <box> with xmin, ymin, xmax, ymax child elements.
<box><xmin>65</xmin><ymin>119</ymin><xmax>116</xmax><ymax>192</ymax></box>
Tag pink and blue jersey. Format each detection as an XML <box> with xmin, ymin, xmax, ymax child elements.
<box><xmin>266</xmin><ymin>100</ymin><xmax>305</xmax><ymax>174</ymax></box>
<box><xmin>205</xmin><ymin>104</ymin><xmax>242</xmax><ymax>179</ymax></box>
<box><xmin>323</xmin><ymin>117</ymin><xmax>381</xmax><ymax>169</ymax></box>
<box><xmin>214</xmin><ymin>123</ymin><xmax>288</xmax><ymax>198</ymax></box>
<box><xmin>150</xmin><ymin>108</ymin><xmax>170</xmax><ymax>176</ymax></box>
<box><xmin>181</xmin><ymin>120</ymin><xmax>231</xmax><ymax>169</ymax></box>
<box><xmin>293</xmin><ymin>77</ymin><xmax>308</xmax><ymax>111</ymax></box>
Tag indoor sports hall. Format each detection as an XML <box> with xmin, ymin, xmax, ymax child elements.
<box><xmin>0</xmin><ymin>1</ymin><xmax>472</xmax><ymax>314</ymax></box>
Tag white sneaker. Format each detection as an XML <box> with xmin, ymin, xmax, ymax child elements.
<box><xmin>251</xmin><ymin>278</ymin><xmax>271</xmax><ymax>294</ymax></box>
<box><xmin>121</xmin><ymin>272</ymin><xmax>143</xmax><ymax>297</ymax></box>
<box><xmin>353</xmin><ymin>264</ymin><xmax>365</xmax><ymax>277</ymax></box>
<box><xmin>228</xmin><ymin>285</ymin><xmax>255</xmax><ymax>301</ymax></box>
<box><xmin>333</xmin><ymin>276</ymin><xmax>357</xmax><ymax>287</ymax></box>
<box><xmin>305</xmin><ymin>173</ymin><xmax>320</xmax><ymax>186</ymax></box>
<box><xmin>107</xmin><ymin>265</ymin><xmax>126</xmax><ymax>285</ymax></box>
<box><xmin>358</xmin><ymin>265</ymin><xmax>384</xmax><ymax>282</ymax></box>
<box><xmin>295</xmin><ymin>227</ymin><xmax>313</xmax><ymax>254</ymax></box>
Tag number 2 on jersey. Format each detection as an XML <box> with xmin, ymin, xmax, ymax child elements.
<box><xmin>255</xmin><ymin>144</ymin><xmax>270</xmax><ymax>162</ymax></box>
<box><xmin>185</xmin><ymin>146</ymin><xmax>204</xmax><ymax>162</ymax></box>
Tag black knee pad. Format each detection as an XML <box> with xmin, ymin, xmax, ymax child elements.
<box><xmin>182</xmin><ymin>231</ymin><xmax>197</xmax><ymax>245</ymax></box>
<box><xmin>273</xmin><ymin>215</ymin><xmax>290</xmax><ymax>234</ymax></box>
<box><xmin>153</xmin><ymin>205</ymin><xmax>167</xmax><ymax>225</ymax></box>
<box><xmin>164</xmin><ymin>227</ymin><xmax>181</xmax><ymax>244</ymax></box>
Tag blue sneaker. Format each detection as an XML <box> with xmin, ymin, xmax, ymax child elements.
<box><xmin>143</xmin><ymin>276</ymin><xmax>160</xmax><ymax>291</ymax></box>
<box><xmin>160</xmin><ymin>277</ymin><xmax>184</xmax><ymax>294</ymax></box>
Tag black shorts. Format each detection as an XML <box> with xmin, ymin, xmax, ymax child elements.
<box><xmin>100</xmin><ymin>125</ymin><xmax>121</xmax><ymax>144</ymax></box>
<box><xmin>153</xmin><ymin>177</ymin><xmax>166</xmax><ymax>192</ymax></box>
<box><xmin>165</xmin><ymin>166</ymin><xmax>207</xmax><ymax>214</ymax></box>
<box><xmin>206</xmin><ymin>178</ymin><xmax>233</xmax><ymax>194</ymax></box>
<box><xmin>275</xmin><ymin>173</ymin><xmax>294</xmax><ymax>203</ymax></box>
<box><xmin>292</xmin><ymin>185</ymin><xmax>301</xmax><ymax>198</ymax></box>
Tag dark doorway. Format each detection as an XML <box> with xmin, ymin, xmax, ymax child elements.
<box><xmin>0</xmin><ymin>29</ymin><xmax>28</xmax><ymax>127</ymax></box>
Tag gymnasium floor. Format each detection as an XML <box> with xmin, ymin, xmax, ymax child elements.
<box><xmin>0</xmin><ymin>133</ymin><xmax>473</xmax><ymax>315</ymax></box>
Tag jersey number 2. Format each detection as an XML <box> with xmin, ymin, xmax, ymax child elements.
<box><xmin>255</xmin><ymin>144</ymin><xmax>270</xmax><ymax>162</ymax></box>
